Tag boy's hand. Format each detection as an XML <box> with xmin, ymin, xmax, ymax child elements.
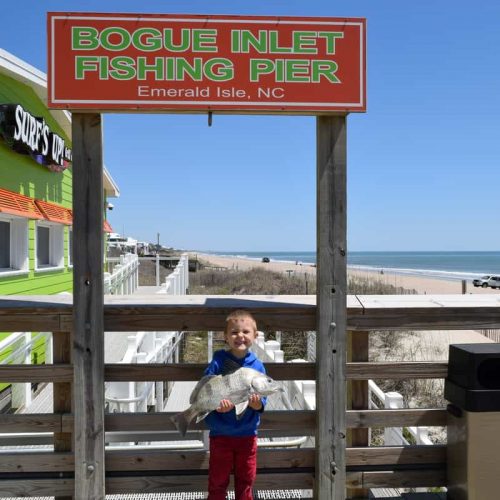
<box><xmin>216</xmin><ymin>399</ymin><xmax>234</xmax><ymax>413</ymax></box>
<box><xmin>248</xmin><ymin>393</ymin><xmax>263</xmax><ymax>411</ymax></box>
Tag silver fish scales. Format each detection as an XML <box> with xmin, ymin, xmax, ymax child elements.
<box><xmin>171</xmin><ymin>367</ymin><xmax>282</xmax><ymax>437</ymax></box>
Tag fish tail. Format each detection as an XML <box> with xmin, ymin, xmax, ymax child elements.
<box><xmin>171</xmin><ymin>407</ymin><xmax>197</xmax><ymax>437</ymax></box>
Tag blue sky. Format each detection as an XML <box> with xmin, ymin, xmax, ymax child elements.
<box><xmin>2</xmin><ymin>1</ymin><xmax>500</xmax><ymax>252</ymax></box>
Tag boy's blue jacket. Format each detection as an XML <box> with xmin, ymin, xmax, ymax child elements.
<box><xmin>203</xmin><ymin>349</ymin><xmax>267</xmax><ymax>437</ymax></box>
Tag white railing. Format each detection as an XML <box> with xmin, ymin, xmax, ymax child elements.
<box><xmin>0</xmin><ymin>332</ymin><xmax>50</xmax><ymax>411</ymax></box>
<box><xmin>104</xmin><ymin>253</ymin><xmax>139</xmax><ymax>295</ymax></box>
<box><xmin>368</xmin><ymin>380</ymin><xmax>432</xmax><ymax>445</ymax></box>
<box><xmin>105</xmin><ymin>331</ymin><xmax>183</xmax><ymax>413</ymax></box>
<box><xmin>251</xmin><ymin>332</ymin><xmax>312</xmax><ymax>448</ymax></box>
<box><xmin>158</xmin><ymin>253</ymin><xmax>189</xmax><ymax>295</ymax></box>
<box><xmin>307</xmin><ymin>331</ymin><xmax>432</xmax><ymax>447</ymax></box>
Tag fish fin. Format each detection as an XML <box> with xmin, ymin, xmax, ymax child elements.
<box><xmin>221</xmin><ymin>357</ymin><xmax>242</xmax><ymax>375</ymax></box>
<box><xmin>189</xmin><ymin>375</ymin><xmax>217</xmax><ymax>404</ymax></box>
<box><xmin>171</xmin><ymin>406</ymin><xmax>196</xmax><ymax>437</ymax></box>
<box><xmin>195</xmin><ymin>411</ymin><xmax>211</xmax><ymax>423</ymax></box>
<box><xmin>234</xmin><ymin>401</ymin><xmax>249</xmax><ymax>419</ymax></box>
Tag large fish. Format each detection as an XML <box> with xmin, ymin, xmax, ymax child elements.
<box><xmin>171</xmin><ymin>367</ymin><xmax>282</xmax><ymax>437</ymax></box>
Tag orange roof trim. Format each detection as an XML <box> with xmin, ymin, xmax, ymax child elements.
<box><xmin>0</xmin><ymin>188</ymin><xmax>45</xmax><ymax>219</ymax></box>
<box><xmin>103</xmin><ymin>220</ymin><xmax>113</xmax><ymax>233</ymax></box>
<box><xmin>35</xmin><ymin>200</ymin><xmax>73</xmax><ymax>225</ymax></box>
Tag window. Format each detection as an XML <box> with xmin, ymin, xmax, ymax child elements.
<box><xmin>36</xmin><ymin>222</ymin><xmax>64</xmax><ymax>270</ymax></box>
<box><xmin>0</xmin><ymin>215</ymin><xmax>29</xmax><ymax>274</ymax></box>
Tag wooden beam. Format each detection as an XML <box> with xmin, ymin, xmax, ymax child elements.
<box><xmin>102</xmin><ymin>410</ymin><xmax>316</xmax><ymax>433</ymax></box>
<box><xmin>347</xmin><ymin>408</ymin><xmax>447</xmax><ymax>428</ymax></box>
<box><xmin>347</xmin><ymin>361</ymin><xmax>448</xmax><ymax>379</ymax></box>
<box><xmin>3</xmin><ymin>294</ymin><xmax>500</xmax><ymax>332</ymax></box>
<box><xmin>0</xmin><ymin>479</ymin><xmax>73</xmax><ymax>497</ymax></box>
<box><xmin>0</xmin><ymin>364</ymin><xmax>72</xmax><ymax>382</ymax></box>
<box><xmin>346</xmin><ymin>445</ymin><xmax>446</xmax><ymax>466</ymax></box>
<box><xmin>0</xmin><ymin>413</ymin><xmax>62</xmax><ymax>432</ymax></box>
<box><xmin>0</xmin><ymin>360</ymin><xmax>448</xmax><ymax>384</ymax></box>
<box><xmin>316</xmin><ymin>115</ymin><xmax>347</xmax><ymax>499</ymax></box>
<box><xmin>105</xmin><ymin>473</ymin><xmax>314</xmax><ymax>494</ymax></box>
<box><xmin>0</xmin><ymin>408</ymin><xmax>447</xmax><ymax>436</ymax></box>
<box><xmin>72</xmin><ymin>113</ymin><xmax>105</xmax><ymax>500</ymax></box>
<box><xmin>346</xmin><ymin>469</ymin><xmax>446</xmax><ymax>488</ymax></box>
<box><xmin>0</xmin><ymin>449</ymin><xmax>313</xmax><ymax>474</ymax></box>
<box><xmin>104</xmin><ymin>362</ymin><xmax>315</xmax><ymax>381</ymax></box>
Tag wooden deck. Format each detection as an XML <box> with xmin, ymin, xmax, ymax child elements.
<box><xmin>1</xmin><ymin>293</ymin><xmax>498</xmax><ymax>497</ymax></box>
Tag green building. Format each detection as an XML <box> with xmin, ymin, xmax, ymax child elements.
<box><xmin>0</xmin><ymin>48</ymin><xmax>119</xmax><ymax>407</ymax></box>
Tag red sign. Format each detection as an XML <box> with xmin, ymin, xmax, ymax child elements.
<box><xmin>48</xmin><ymin>13</ymin><xmax>366</xmax><ymax>114</ymax></box>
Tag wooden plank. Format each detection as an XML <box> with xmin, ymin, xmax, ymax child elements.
<box><xmin>103</xmin><ymin>298</ymin><xmax>316</xmax><ymax>331</ymax></box>
<box><xmin>0</xmin><ymin>314</ymin><xmax>63</xmax><ymax>331</ymax></box>
<box><xmin>0</xmin><ymin>479</ymin><xmax>73</xmax><ymax>497</ymax></box>
<box><xmin>101</xmin><ymin>410</ymin><xmax>316</xmax><ymax>433</ymax></box>
<box><xmin>0</xmin><ymin>452</ymin><xmax>74</xmax><ymax>473</ymax></box>
<box><xmin>0</xmin><ymin>408</ymin><xmax>446</xmax><ymax>435</ymax></box>
<box><xmin>351</xmin><ymin>294</ymin><xmax>500</xmax><ymax>330</ymax></box>
<box><xmin>0</xmin><ymin>413</ymin><xmax>62</xmax><ymax>432</ymax></box>
<box><xmin>0</xmin><ymin>361</ymin><xmax>447</xmax><ymax>385</ymax></box>
<box><xmin>346</xmin><ymin>445</ymin><xmax>446</xmax><ymax>466</ymax></box>
<box><xmin>105</xmin><ymin>473</ymin><xmax>314</xmax><ymax>494</ymax></box>
<box><xmin>53</xmin><ymin>331</ymin><xmax>73</xmax><ymax>500</ymax></box>
<box><xmin>104</xmin><ymin>362</ymin><xmax>315</xmax><ymax>381</ymax></box>
<box><xmin>3</xmin><ymin>293</ymin><xmax>500</xmax><ymax>331</ymax></box>
<box><xmin>0</xmin><ymin>475</ymin><xmax>313</xmax><ymax>497</ymax></box>
<box><xmin>347</xmin><ymin>362</ymin><xmax>448</xmax><ymax>380</ymax></box>
<box><xmin>316</xmin><ymin>115</ymin><xmax>347</xmax><ymax>499</ymax></box>
<box><xmin>348</xmin><ymin>330</ymin><xmax>369</xmax><ymax>499</ymax></box>
<box><xmin>347</xmin><ymin>408</ymin><xmax>447</xmax><ymax>428</ymax></box>
<box><xmin>105</xmin><ymin>448</ymin><xmax>314</xmax><ymax>472</ymax></box>
<box><xmin>72</xmin><ymin>112</ymin><xmax>105</xmax><ymax>500</ymax></box>
<box><xmin>0</xmin><ymin>364</ymin><xmax>72</xmax><ymax>382</ymax></box>
<box><xmin>0</xmin><ymin>449</ymin><xmax>313</xmax><ymax>474</ymax></box>
<box><xmin>346</xmin><ymin>469</ymin><xmax>446</xmax><ymax>488</ymax></box>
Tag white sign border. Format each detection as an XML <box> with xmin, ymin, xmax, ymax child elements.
<box><xmin>49</xmin><ymin>15</ymin><xmax>365</xmax><ymax>112</ymax></box>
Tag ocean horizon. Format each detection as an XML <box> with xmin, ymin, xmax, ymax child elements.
<box><xmin>200</xmin><ymin>250</ymin><xmax>500</xmax><ymax>282</ymax></box>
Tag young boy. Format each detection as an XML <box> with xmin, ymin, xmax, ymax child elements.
<box><xmin>204</xmin><ymin>309</ymin><xmax>266</xmax><ymax>500</ymax></box>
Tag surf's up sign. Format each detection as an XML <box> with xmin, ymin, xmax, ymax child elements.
<box><xmin>48</xmin><ymin>13</ymin><xmax>366</xmax><ymax>114</ymax></box>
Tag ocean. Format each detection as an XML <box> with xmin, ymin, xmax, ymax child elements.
<box><xmin>206</xmin><ymin>251</ymin><xmax>500</xmax><ymax>282</ymax></box>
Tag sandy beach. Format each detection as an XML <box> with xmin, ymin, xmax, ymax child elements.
<box><xmin>191</xmin><ymin>251</ymin><xmax>497</xmax><ymax>351</ymax></box>
<box><xmin>192</xmin><ymin>251</ymin><xmax>498</xmax><ymax>296</ymax></box>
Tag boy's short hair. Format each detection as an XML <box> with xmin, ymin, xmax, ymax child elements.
<box><xmin>225</xmin><ymin>309</ymin><xmax>257</xmax><ymax>333</ymax></box>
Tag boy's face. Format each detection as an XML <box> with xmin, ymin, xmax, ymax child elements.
<box><xmin>224</xmin><ymin>316</ymin><xmax>257</xmax><ymax>358</ymax></box>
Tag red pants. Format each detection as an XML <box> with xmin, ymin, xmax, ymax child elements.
<box><xmin>208</xmin><ymin>435</ymin><xmax>257</xmax><ymax>500</ymax></box>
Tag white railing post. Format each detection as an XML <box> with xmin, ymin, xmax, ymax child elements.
<box><xmin>156</xmin><ymin>254</ymin><xmax>160</xmax><ymax>287</ymax></box>
<box><xmin>384</xmin><ymin>391</ymin><xmax>404</xmax><ymax>445</ymax></box>
<box><xmin>136</xmin><ymin>352</ymin><xmax>148</xmax><ymax>412</ymax></box>
<box><xmin>104</xmin><ymin>272</ymin><xmax>111</xmax><ymax>294</ymax></box>
<box><xmin>154</xmin><ymin>338</ymin><xmax>164</xmax><ymax>411</ymax></box>
<box><xmin>183</xmin><ymin>254</ymin><xmax>189</xmax><ymax>293</ymax></box>
<box><xmin>11</xmin><ymin>333</ymin><xmax>32</xmax><ymax>410</ymax></box>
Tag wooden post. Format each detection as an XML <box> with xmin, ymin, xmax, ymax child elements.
<box><xmin>72</xmin><ymin>113</ymin><xmax>105</xmax><ymax>499</ymax></box>
<box><xmin>347</xmin><ymin>330</ymin><xmax>369</xmax><ymax>499</ymax></box>
<box><xmin>53</xmin><ymin>330</ymin><xmax>73</xmax><ymax>500</ymax></box>
<box><xmin>316</xmin><ymin>115</ymin><xmax>347</xmax><ymax>499</ymax></box>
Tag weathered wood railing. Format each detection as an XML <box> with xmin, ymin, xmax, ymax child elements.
<box><xmin>1</xmin><ymin>293</ymin><xmax>500</xmax><ymax>497</ymax></box>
